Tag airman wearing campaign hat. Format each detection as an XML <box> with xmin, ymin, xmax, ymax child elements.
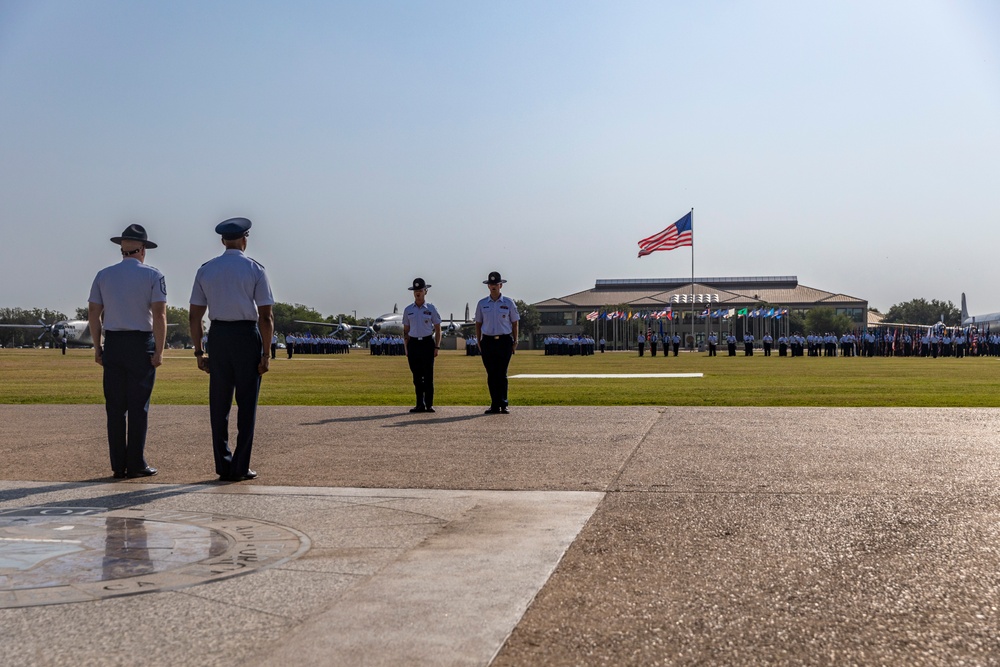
<box><xmin>110</xmin><ymin>224</ymin><xmax>158</xmax><ymax>249</ymax></box>
<box><xmin>475</xmin><ymin>270</ymin><xmax>519</xmax><ymax>414</ymax></box>
<box><xmin>90</xmin><ymin>223</ymin><xmax>167</xmax><ymax>478</ymax></box>
<box><xmin>402</xmin><ymin>276</ymin><xmax>442</xmax><ymax>413</ymax></box>
<box><xmin>215</xmin><ymin>217</ymin><xmax>252</xmax><ymax>240</ymax></box>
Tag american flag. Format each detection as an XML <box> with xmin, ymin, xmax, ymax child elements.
<box><xmin>637</xmin><ymin>212</ymin><xmax>693</xmax><ymax>257</ymax></box>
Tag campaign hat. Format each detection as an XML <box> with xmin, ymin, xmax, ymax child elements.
<box><xmin>408</xmin><ymin>277</ymin><xmax>431</xmax><ymax>291</ymax></box>
<box><xmin>483</xmin><ymin>271</ymin><xmax>506</xmax><ymax>285</ymax></box>
<box><xmin>110</xmin><ymin>224</ymin><xmax>157</xmax><ymax>249</ymax></box>
<box><xmin>215</xmin><ymin>217</ymin><xmax>252</xmax><ymax>240</ymax></box>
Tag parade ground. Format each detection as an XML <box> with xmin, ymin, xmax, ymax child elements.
<box><xmin>4</xmin><ymin>402</ymin><xmax>1000</xmax><ymax>666</ymax></box>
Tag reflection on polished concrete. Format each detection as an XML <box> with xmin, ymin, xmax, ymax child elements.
<box><xmin>0</xmin><ymin>505</ymin><xmax>308</xmax><ymax>608</ymax></box>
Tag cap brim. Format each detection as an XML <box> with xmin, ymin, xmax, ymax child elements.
<box><xmin>110</xmin><ymin>237</ymin><xmax>157</xmax><ymax>248</ymax></box>
<box><xmin>483</xmin><ymin>280</ymin><xmax>507</xmax><ymax>284</ymax></box>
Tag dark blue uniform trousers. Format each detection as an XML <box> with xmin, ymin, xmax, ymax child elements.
<box><xmin>102</xmin><ymin>331</ymin><xmax>156</xmax><ymax>474</ymax></box>
<box><xmin>208</xmin><ymin>321</ymin><xmax>262</xmax><ymax>477</ymax></box>
<box><xmin>406</xmin><ymin>337</ymin><xmax>436</xmax><ymax>409</ymax></box>
<box><xmin>480</xmin><ymin>334</ymin><xmax>513</xmax><ymax>409</ymax></box>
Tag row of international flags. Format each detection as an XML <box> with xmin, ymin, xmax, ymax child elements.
<box><xmin>586</xmin><ymin>307</ymin><xmax>791</xmax><ymax>321</ymax></box>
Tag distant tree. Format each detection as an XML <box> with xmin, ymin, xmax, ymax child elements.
<box><xmin>271</xmin><ymin>302</ymin><xmax>329</xmax><ymax>336</ymax></box>
<box><xmin>787</xmin><ymin>310</ymin><xmax>807</xmax><ymax>335</ymax></box>
<box><xmin>883</xmin><ymin>298</ymin><xmax>960</xmax><ymax>326</ymax></box>
<box><xmin>514</xmin><ymin>300</ymin><xmax>540</xmax><ymax>342</ymax></box>
<box><xmin>75</xmin><ymin>307</ymin><xmax>89</xmax><ymax>320</ymax></box>
<box><xmin>165</xmin><ymin>306</ymin><xmax>192</xmax><ymax>347</ymax></box>
<box><xmin>805</xmin><ymin>307</ymin><xmax>853</xmax><ymax>334</ymax></box>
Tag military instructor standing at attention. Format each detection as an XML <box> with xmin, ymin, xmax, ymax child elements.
<box><xmin>189</xmin><ymin>217</ymin><xmax>274</xmax><ymax>482</ymax></box>
<box><xmin>402</xmin><ymin>277</ymin><xmax>442</xmax><ymax>413</ymax></box>
<box><xmin>475</xmin><ymin>271</ymin><xmax>519</xmax><ymax>414</ymax></box>
<box><xmin>88</xmin><ymin>224</ymin><xmax>166</xmax><ymax>479</ymax></box>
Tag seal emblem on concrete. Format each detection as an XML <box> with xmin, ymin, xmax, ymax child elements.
<box><xmin>0</xmin><ymin>506</ymin><xmax>310</xmax><ymax>608</ymax></box>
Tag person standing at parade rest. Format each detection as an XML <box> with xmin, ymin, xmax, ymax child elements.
<box><xmin>599</xmin><ymin>337</ymin><xmax>606</xmax><ymax>353</ymax></box>
<box><xmin>402</xmin><ymin>277</ymin><xmax>442</xmax><ymax>413</ymax></box>
<box><xmin>475</xmin><ymin>271</ymin><xmax>519</xmax><ymax>414</ymax></box>
<box><xmin>270</xmin><ymin>332</ymin><xmax>278</xmax><ymax>359</ymax></box>
<box><xmin>88</xmin><ymin>224</ymin><xmax>166</xmax><ymax>479</ymax></box>
<box><xmin>727</xmin><ymin>332</ymin><xmax>737</xmax><ymax>356</ymax></box>
<box><xmin>707</xmin><ymin>332</ymin><xmax>717</xmax><ymax>356</ymax></box>
<box><xmin>189</xmin><ymin>217</ymin><xmax>274</xmax><ymax>482</ymax></box>
<box><xmin>743</xmin><ymin>331</ymin><xmax>754</xmax><ymax>356</ymax></box>
<box><xmin>637</xmin><ymin>332</ymin><xmax>645</xmax><ymax>357</ymax></box>
<box><xmin>762</xmin><ymin>333</ymin><xmax>773</xmax><ymax>356</ymax></box>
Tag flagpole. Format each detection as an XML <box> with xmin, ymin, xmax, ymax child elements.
<box><xmin>689</xmin><ymin>208</ymin><xmax>695</xmax><ymax>351</ymax></box>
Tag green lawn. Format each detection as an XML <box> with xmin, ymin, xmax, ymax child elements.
<box><xmin>2</xmin><ymin>348</ymin><xmax>999</xmax><ymax>407</ymax></box>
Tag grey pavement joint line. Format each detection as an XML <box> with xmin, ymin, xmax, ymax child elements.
<box><xmin>605</xmin><ymin>407</ymin><xmax>666</xmax><ymax>492</ymax></box>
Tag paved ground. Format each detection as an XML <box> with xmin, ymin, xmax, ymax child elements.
<box><xmin>3</xmin><ymin>405</ymin><xmax>1000</xmax><ymax>665</ymax></box>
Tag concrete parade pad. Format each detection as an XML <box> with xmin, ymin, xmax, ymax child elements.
<box><xmin>2</xmin><ymin>405</ymin><xmax>1000</xmax><ymax>665</ymax></box>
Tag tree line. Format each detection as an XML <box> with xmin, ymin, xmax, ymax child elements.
<box><xmin>0</xmin><ymin>300</ymin><xmax>542</xmax><ymax>347</ymax></box>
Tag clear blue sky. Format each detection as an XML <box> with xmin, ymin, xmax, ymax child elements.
<box><xmin>2</xmin><ymin>0</ymin><xmax>998</xmax><ymax>320</ymax></box>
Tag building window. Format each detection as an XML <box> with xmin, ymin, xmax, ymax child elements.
<box><xmin>540</xmin><ymin>311</ymin><xmax>574</xmax><ymax>326</ymax></box>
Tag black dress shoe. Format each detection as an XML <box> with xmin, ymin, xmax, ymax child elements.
<box><xmin>126</xmin><ymin>466</ymin><xmax>158</xmax><ymax>478</ymax></box>
<box><xmin>425</xmin><ymin>407</ymin><xmax>435</xmax><ymax>413</ymax></box>
<box><xmin>499</xmin><ymin>406</ymin><xmax>510</xmax><ymax>414</ymax></box>
<box><xmin>484</xmin><ymin>407</ymin><xmax>499</xmax><ymax>414</ymax></box>
<box><xmin>224</xmin><ymin>469</ymin><xmax>258</xmax><ymax>481</ymax></box>
<box><xmin>409</xmin><ymin>406</ymin><xmax>426</xmax><ymax>413</ymax></box>
<box><xmin>112</xmin><ymin>471</ymin><xmax>127</xmax><ymax>479</ymax></box>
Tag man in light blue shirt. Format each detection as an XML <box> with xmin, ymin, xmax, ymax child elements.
<box><xmin>475</xmin><ymin>271</ymin><xmax>519</xmax><ymax>414</ymax></box>
<box><xmin>88</xmin><ymin>224</ymin><xmax>166</xmax><ymax>479</ymax></box>
<box><xmin>189</xmin><ymin>217</ymin><xmax>274</xmax><ymax>482</ymax></box>
<box><xmin>402</xmin><ymin>277</ymin><xmax>442</xmax><ymax>413</ymax></box>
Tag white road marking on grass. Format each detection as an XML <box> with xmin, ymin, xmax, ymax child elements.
<box><xmin>510</xmin><ymin>373</ymin><xmax>703</xmax><ymax>379</ymax></box>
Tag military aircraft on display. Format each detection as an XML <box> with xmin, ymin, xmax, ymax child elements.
<box><xmin>295</xmin><ymin>304</ymin><xmax>474</xmax><ymax>339</ymax></box>
<box><xmin>961</xmin><ymin>293</ymin><xmax>1000</xmax><ymax>329</ymax></box>
<box><xmin>0</xmin><ymin>319</ymin><xmax>94</xmax><ymax>346</ymax></box>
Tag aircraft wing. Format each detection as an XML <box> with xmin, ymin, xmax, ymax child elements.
<box><xmin>292</xmin><ymin>319</ymin><xmax>365</xmax><ymax>335</ymax></box>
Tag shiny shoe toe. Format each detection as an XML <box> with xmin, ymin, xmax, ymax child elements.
<box><xmin>126</xmin><ymin>466</ymin><xmax>158</xmax><ymax>478</ymax></box>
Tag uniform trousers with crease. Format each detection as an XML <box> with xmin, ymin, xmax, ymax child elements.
<box><xmin>406</xmin><ymin>337</ymin><xmax>436</xmax><ymax>409</ymax></box>
<box><xmin>208</xmin><ymin>320</ymin><xmax>262</xmax><ymax>477</ymax></box>
<box><xmin>480</xmin><ymin>334</ymin><xmax>514</xmax><ymax>409</ymax></box>
<box><xmin>102</xmin><ymin>330</ymin><xmax>156</xmax><ymax>474</ymax></box>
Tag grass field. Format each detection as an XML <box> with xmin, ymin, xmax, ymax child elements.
<box><xmin>3</xmin><ymin>347</ymin><xmax>1000</xmax><ymax>407</ymax></box>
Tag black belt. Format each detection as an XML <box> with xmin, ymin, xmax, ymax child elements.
<box><xmin>484</xmin><ymin>334</ymin><xmax>510</xmax><ymax>339</ymax></box>
<box><xmin>211</xmin><ymin>320</ymin><xmax>257</xmax><ymax>327</ymax></box>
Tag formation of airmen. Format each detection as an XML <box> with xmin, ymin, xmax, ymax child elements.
<box><xmin>465</xmin><ymin>335</ymin><xmax>479</xmax><ymax>356</ymax></box>
<box><xmin>543</xmin><ymin>335</ymin><xmax>596</xmax><ymax>355</ymax></box>
<box><xmin>369</xmin><ymin>335</ymin><xmax>405</xmax><ymax>356</ymax></box>
<box><xmin>283</xmin><ymin>333</ymin><xmax>351</xmax><ymax>355</ymax></box>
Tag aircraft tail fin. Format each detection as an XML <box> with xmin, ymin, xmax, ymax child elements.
<box><xmin>961</xmin><ymin>293</ymin><xmax>970</xmax><ymax>323</ymax></box>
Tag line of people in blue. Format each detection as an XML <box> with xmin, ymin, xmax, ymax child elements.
<box><xmin>369</xmin><ymin>335</ymin><xmax>405</xmax><ymax>356</ymax></box>
<box><xmin>543</xmin><ymin>335</ymin><xmax>597</xmax><ymax>355</ymax></box>
<box><xmin>282</xmin><ymin>333</ymin><xmax>352</xmax><ymax>357</ymax></box>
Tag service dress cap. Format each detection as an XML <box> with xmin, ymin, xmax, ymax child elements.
<box><xmin>215</xmin><ymin>217</ymin><xmax>252</xmax><ymax>240</ymax></box>
<box><xmin>110</xmin><ymin>223</ymin><xmax>157</xmax><ymax>249</ymax></box>
<box><xmin>483</xmin><ymin>271</ymin><xmax>506</xmax><ymax>285</ymax></box>
<box><xmin>408</xmin><ymin>277</ymin><xmax>431</xmax><ymax>291</ymax></box>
